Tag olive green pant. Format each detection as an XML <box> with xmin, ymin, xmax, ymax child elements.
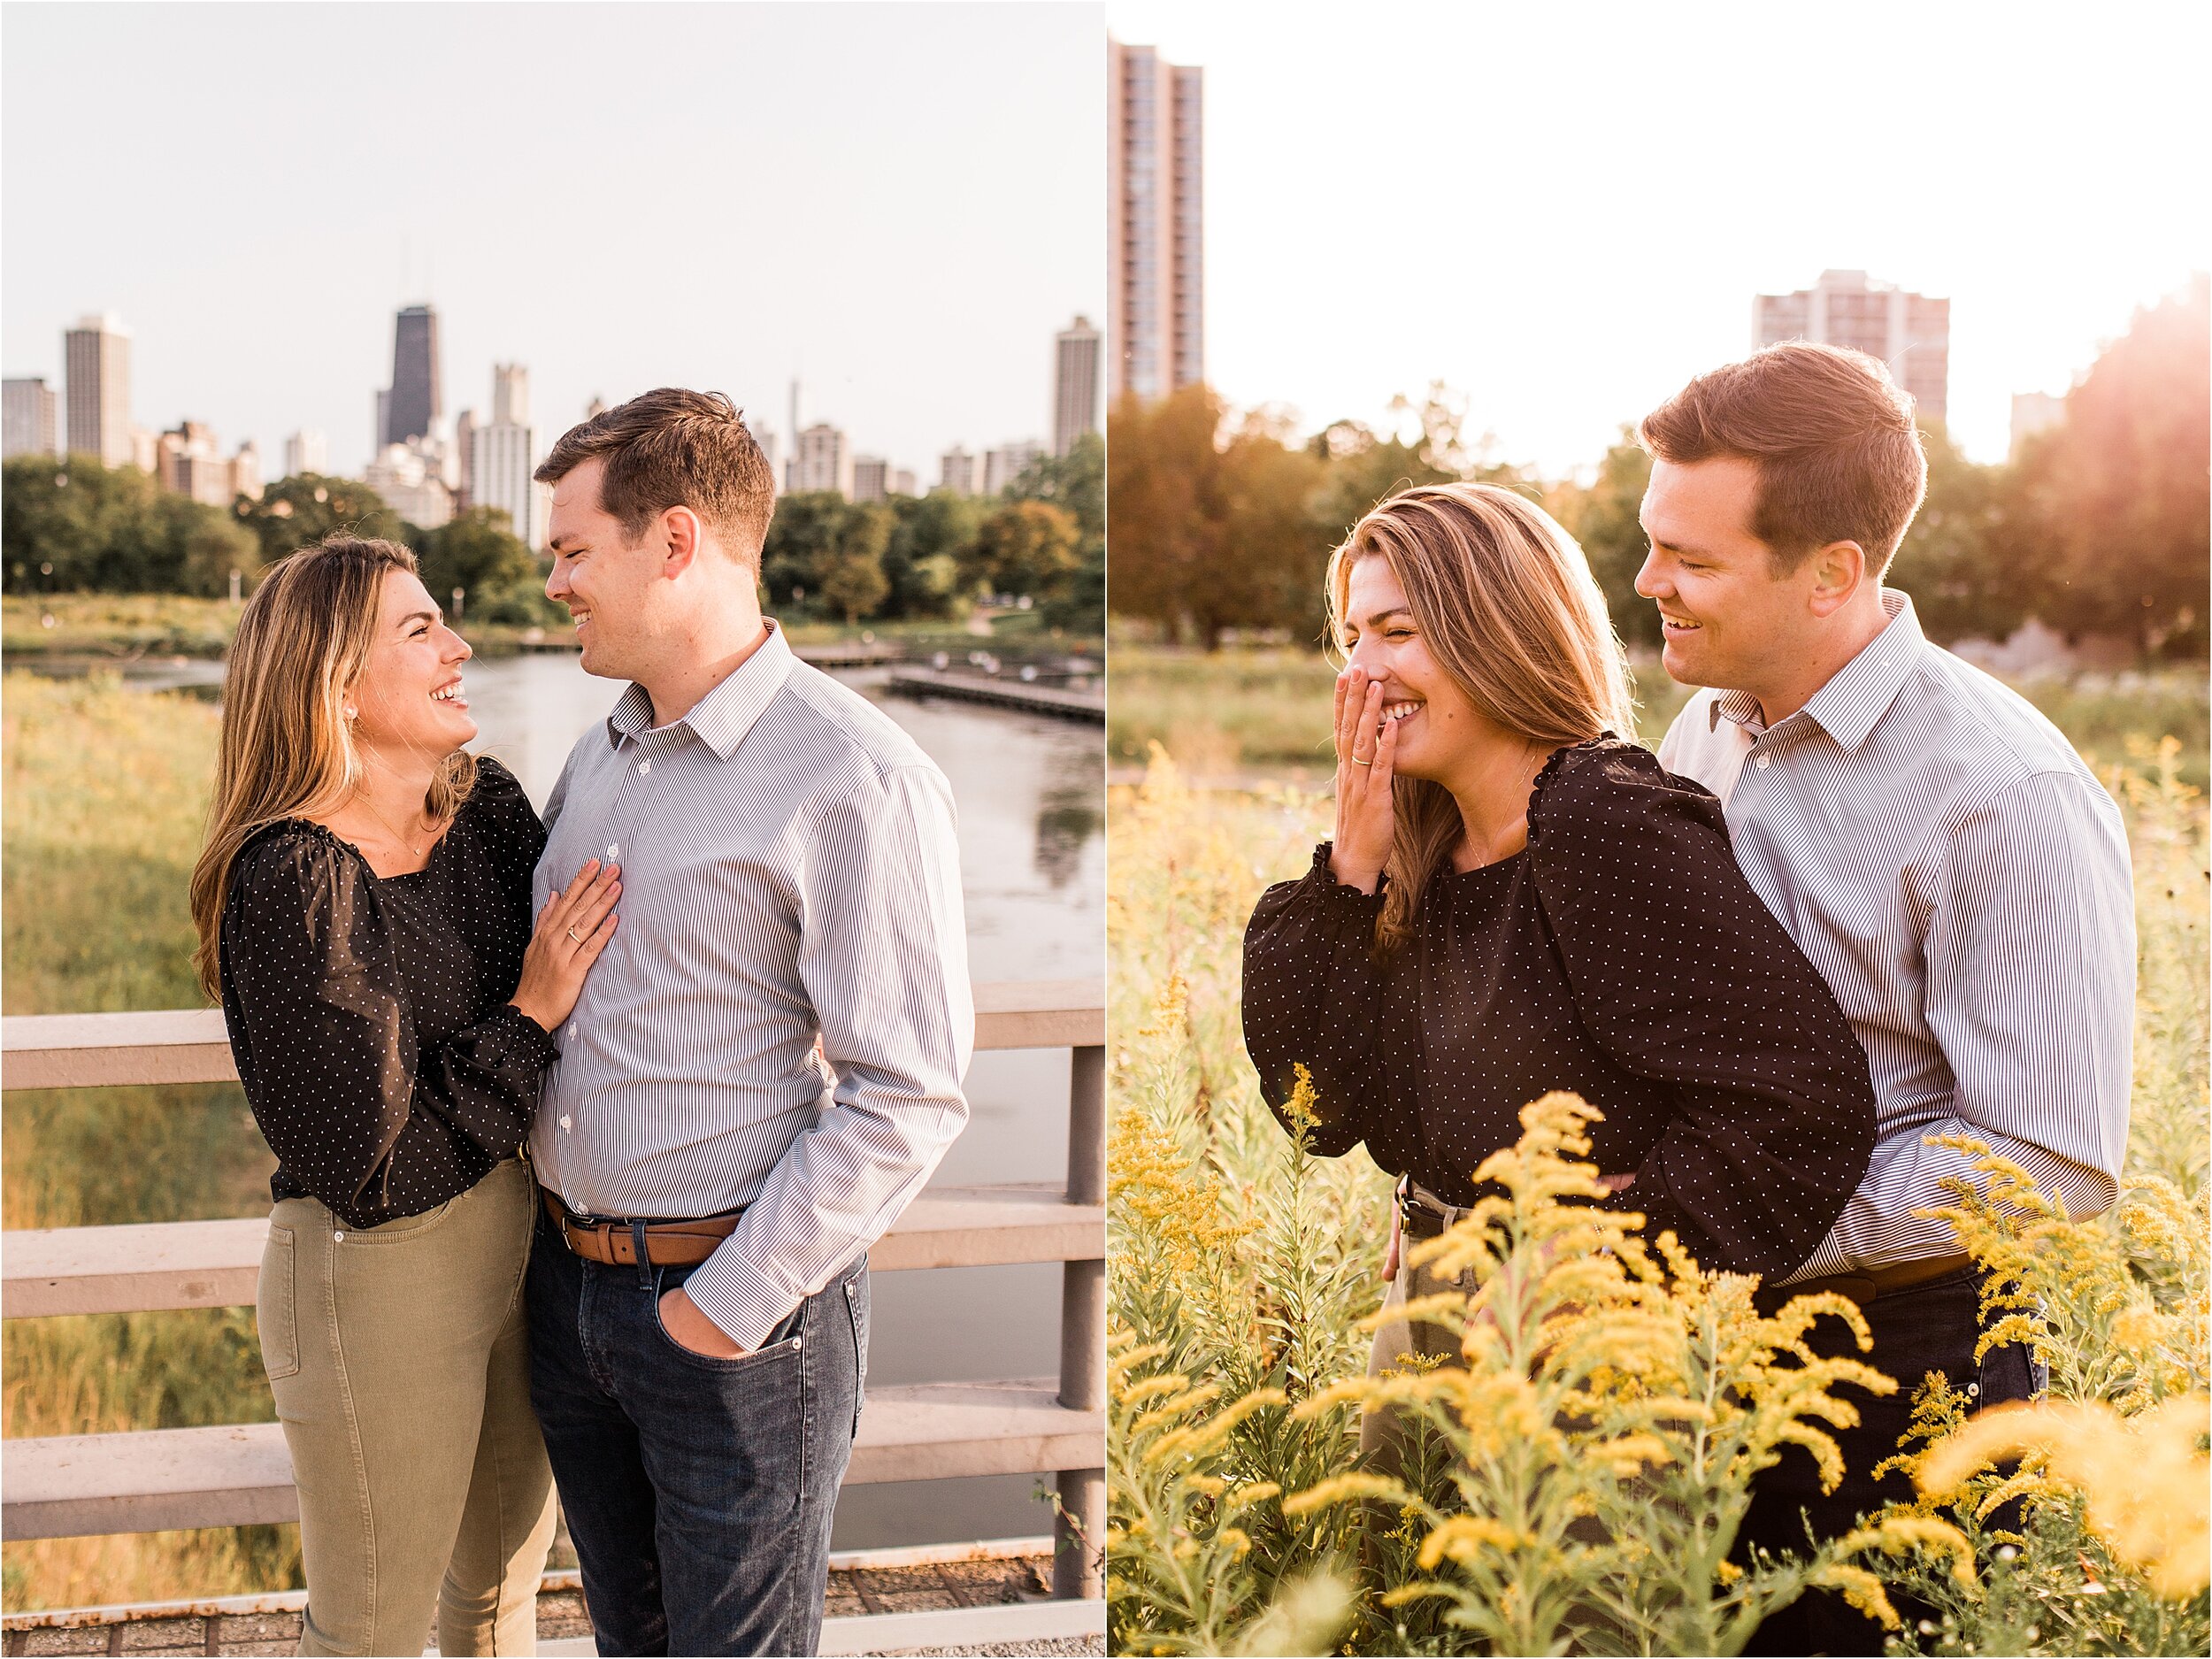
<box><xmin>258</xmin><ymin>1156</ymin><xmax>557</xmax><ymax>1656</ymax></box>
<box><xmin>1360</xmin><ymin>1248</ymin><xmax>1478</xmax><ymax>1468</ymax></box>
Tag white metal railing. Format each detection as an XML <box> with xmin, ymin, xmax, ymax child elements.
<box><xmin>0</xmin><ymin>979</ymin><xmax>1106</xmax><ymax>1612</ymax></box>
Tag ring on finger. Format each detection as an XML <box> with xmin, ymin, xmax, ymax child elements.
<box><xmin>565</xmin><ymin>926</ymin><xmax>583</xmax><ymax>943</ymax></box>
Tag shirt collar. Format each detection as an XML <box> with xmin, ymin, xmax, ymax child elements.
<box><xmin>1704</xmin><ymin>589</ymin><xmax>1920</xmax><ymax>754</ymax></box>
<box><xmin>1798</xmin><ymin>588</ymin><xmax>1921</xmax><ymax>753</ymax></box>
<box><xmin>604</xmin><ymin>619</ymin><xmax>794</xmax><ymax>759</ymax></box>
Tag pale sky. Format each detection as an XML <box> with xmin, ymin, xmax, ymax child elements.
<box><xmin>1109</xmin><ymin>0</ymin><xmax>2208</xmax><ymax>473</ymax></box>
<box><xmin>3</xmin><ymin>3</ymin><xmax>1103</xmax><ymax>480</ymax></box>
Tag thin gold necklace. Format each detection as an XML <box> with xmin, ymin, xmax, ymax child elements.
<box><xmin>355</xmin><ymin>789</ymin><xmax>436</xmax><ymax>859</ymax></box>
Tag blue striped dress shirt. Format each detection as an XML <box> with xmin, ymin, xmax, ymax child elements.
<box><xmin>530</xmin><ymin>621</ymin><xmax>973</xmax><ymax>1349</ymax></box>
<box><xmin>1659</xmin><ymin>590</ymin><xmax>2134</xmax><ymax>1284</ymax></box>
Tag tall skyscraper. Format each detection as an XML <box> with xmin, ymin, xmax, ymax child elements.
<box><xmin>381</xmin><ymin>304</ymin><xmax>443</xmax><ymax>446</ymax></box>
<box><xmin>452</xmin><ymin>410</ymin><xmax>477</xmax><ymax>507</ymax></box>
<box><xmin>940</xmin><ymin>446</ymin><xmax>983</xmax><ymax>495</ymax></box>
<box><xmin>1754</xmin><ymin>270</ymin><xmax>1949</xmax><ymax>425</ymax></box>
<box><xmin>1110</xmin><ymin>40</ymin><xmax>1204</xmax><ymax>404</ymax></box>
<box><xmin>491</xmin><ymin>363</ymin><xmax>529</xmax><ymax>426</ymax></box>
<box><xmin>64</xmin><ymin>313</ymin><xmax>134</xmax><ymax>466</ymax></box>
<box><xmin>1054</xmin><ymin>315</ymin><xmax>1101</xmax><ymax>456</ymax></box>
<box><xmin>793</xmin><ymin>423</ymin><xmax>854</xmax><ymax>498</ymax></box>
<box><xmin>471</xmin><ymin>365</ymin><xmax>541</xmax><ymax>546</ymax></box>
<box><xmin>4</xmin><ymin>377</ymin><xmax>58</xmax><ymax>457</ymax></box>
<box><xmin>283</xmin><ymin>429</ymin><xmax>328</xmax><ymax>477</ymax></box>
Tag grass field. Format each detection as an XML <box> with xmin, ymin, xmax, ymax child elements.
<box><xmin>1108</xmin><ymin>683</ymin><xmax>2208</xmax><ymax>1652</ymax></box>
<box><xmin>1109</xmin><ymin>643</ymin><xmax>2212</xmax><ymax>791</ymax></box>
<box><xmin>1</xmin><ymin>674</ymin><xmax>298</xmax><ymax>1610</ymax></box>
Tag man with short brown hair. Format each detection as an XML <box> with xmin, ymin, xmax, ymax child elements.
<box><xmin>522</xmin><ymin>388</ymin><xmax>973</xmax><ymax>1655</ymax></box>
<box><xmin>1640</xmin><ymin>342</ymin><xmax>2133</xmax><ymax>1654</ymax></box>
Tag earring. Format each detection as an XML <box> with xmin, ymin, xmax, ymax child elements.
<box><xmin>344</xmin><ymin>706</ymin><xmax>357</xmax><ymax>720</ymax></box>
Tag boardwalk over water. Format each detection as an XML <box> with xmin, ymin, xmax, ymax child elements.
<box><xmin>885</xmin><ymin>667</ymin><xmax>1103</xmax><ymax>722</ymax></box>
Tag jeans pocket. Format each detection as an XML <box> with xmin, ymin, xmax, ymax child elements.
<box><xmin>649</xmin><ymin>1267</ymin><xmax>808</xmax><ymax>1373</ymax></box>
<box><xmin>843</xmin><ymin>1272</ymin><xmax>870</xmax><ymax>1434</ymax></box>
<box><xmin>257</xmin><ymin>1225</ymin><xmax>301</xmax><ymax>1382</ymax></box>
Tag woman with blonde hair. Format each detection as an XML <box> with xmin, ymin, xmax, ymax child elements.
<box><xmin>1240</xmin><ymin>484</ymin><xmax>1877</xmax><ymax>1436</ymax></box>
<box><xmin>189</xmin><ymin>535</ymin><xmax>618</xmax><ymax>1656</ymax></box>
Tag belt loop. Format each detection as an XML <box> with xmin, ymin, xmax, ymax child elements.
<box><xmin>629</xmin><ymin>1218</ymin><xmax>654</xmax><ymax>1293</ymax></box>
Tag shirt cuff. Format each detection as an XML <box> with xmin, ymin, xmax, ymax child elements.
<box><xmin>494</xmin><ymin>1003</ymin><xmax>562</xmax><ymax>1068</ymax></box>
<box><xmin>1305</xmin><ymin>841</ymin><xmax>1387</xmax><ymax>913</ymax></box>
<box><xmin>680</xmin><ymin>1239</ymin><xmax>842</xmax><ymax>1354</ymax></box>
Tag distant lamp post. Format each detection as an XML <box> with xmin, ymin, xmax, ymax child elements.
<box><xmin>229</xmin><ymin>569</ymin><xmax>242</xmax><ymax>605</ymax></box>
<box><xmin>452</xmin><ymin>587</ymin><xmax>465</xmax><ymax>624</ymax></box>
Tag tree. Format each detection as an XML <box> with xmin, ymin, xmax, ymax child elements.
<box><xmin>1008</xmin><ymin>431</ymin><xmax>1104</xmax><ymax>633</ymax></box>
<box><xmin>1886</xmin><ymin>421</ymin><xmax>2021</xmax><ymax>644</ymax></box>
<box><xmin>2006</xmin><ymin>276</ymin><xmax>2209</xmax><ymax>657</ymax></box>
<box><xmin>760</xmin><ymin>492</ymin><xmax>891</xmax><ymax>623</ymax></box>
<box><xmin>964</xmin><ymin>500</ymin><xmax>1083</xmax><ymax>607</ymax></box>
<box><xmin>882</xmin><ymin>490</ymin><xmax>986</xmax><ymax>619</ymax></box>
<box><xmin>411</xmin><ymin>507</ymin><xmax>553</xmax><ymax>626</ymax></box>
<box><xmin>2</xmin><ymin>454</ymin><xmax>258</xmax><ymax>596</ymax></box>
<box><xmin>1549</xmin><ymin>433</ymin><xmax>1658</xmax><ymax>647</ymax></box>
<box><xmin>817</xmin><ymin>502</ymin><xmax>893</xmax><ymax>624</ymax></box>
<box><xmin>235</xmin><ymin>473</ymin><xmax>407</xmax><ymax>566</ymax></box>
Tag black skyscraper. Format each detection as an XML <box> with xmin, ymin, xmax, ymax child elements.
<box><xmin>383</xmin><ymin>304</ymin><xmax>442</xmax><ymax>447</ymax></box>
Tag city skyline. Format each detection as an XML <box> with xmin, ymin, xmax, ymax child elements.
<box><xmin>1104</xmin><ymin>1</ymin><xmax>2207</xmax><ymax>473</ymax></box>
<box><xmin>2</xmin><ymin>4</ymin><xmax>1102</xmax><ymax>481</ymax></box>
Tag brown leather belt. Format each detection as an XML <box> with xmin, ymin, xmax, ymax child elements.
<box><xmin>1759</xmin><ymin>1252</ymin><xmax>1975</xmax><ymax>1312</ymax></box>
<box><xmin>541</xmin><ymin>1190</ymin><xmax>742</xmax><ymax>1267</ymax></box>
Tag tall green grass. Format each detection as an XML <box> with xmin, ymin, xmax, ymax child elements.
<box><xmin>1109</xmin><ymin>645</ymin><xmax>2210</xmax><ymax>791</ymax></box>
<box><xmin>2</xmin><ymin>673</ymin><xmax>296</xmax><ymax>1610</ymax></box>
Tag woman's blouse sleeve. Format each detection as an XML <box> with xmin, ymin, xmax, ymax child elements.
<box><xmin>222</xmin><ymin>828</ymin><xmax>557</xmax><ymax>1219</ymax></box>
<box><xmin>1240</xmin><ymin>843</ymin><xmax>1390</xmax><ymax>1157</ymax></box>
<box><xmin>1528</xmin><ymin>746</ymin><xmax>1877</xmax><ymax>1279</ymax></box>
<box><xmin>470</xmin><ymin>756</ymin><xmax>549</xmax><ymax>918</ymax></box>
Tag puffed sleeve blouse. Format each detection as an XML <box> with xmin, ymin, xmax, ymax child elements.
<box><xmin>1240</xmin><ymin>738</ymin><xmax>1877</xmax><ymax>1280</ymax></box>
<box><xmin>218</xmin><ymin>757</ymin><xmax>559</xmax><ymax>1229</ymax></box>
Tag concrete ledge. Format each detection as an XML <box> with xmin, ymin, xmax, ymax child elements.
<box><xmin>3</xmin><ymin>1381</ymin><xmax>1102</xmax><ymax>1540</ymax></box>
<box><xmin>538</xmin><ymin>1599</ymin><xmax>1106</xmax><ymax>1657</ymax></box>
<box><xmin>4</xmin><ymin>1187</ymin><xmax>1102</xmax><ymax>1317</ymax></box>
<box><xmin>0</xmin><ymin>984</ymin><xmax>1102</xmax><ymax>1092</ymax></box>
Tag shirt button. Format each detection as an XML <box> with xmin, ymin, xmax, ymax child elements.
<box><xmin>567</xmin><ymin>1024</ymin><xmax>577</xmax><ymax>1041</ymax></box>
<box><xmin>607</xmin><ymin>842</ymin><xmax>620</xmax><ymax>858</ymax></box>
<box><xmin>1754</xmin><ymin>754</ymin><xmax>1771</xmax><ymax>770</ymax></box>
<box><xmin>637</xmin><ymin>760</ymin><xmax>651</xmax><ymax>774</ymax></box>
<box><xmin>560</xmin><ymin>1115</ymin><xmax>572</xmax><ymax>1132</ymax></box>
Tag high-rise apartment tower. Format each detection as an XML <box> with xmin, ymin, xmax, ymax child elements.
<box><xmin>64</xmin><ymin>314</ymin><xmax>134</xmax><ymax>466</ymax></box>
<box><xmin>1754</xmin><ymin>270</ymin><xmax>1949</xmax><ymax>425</ymax></box>
<box><xmin>1109</xmin><ymin>41</ymin><xmax>1203</xmax><ymax>404</ymax></box>
<box><xmin>1054</xmin><ymin>315</ymin><xmax>1101</xmax><ymax>455</ymax></box>
<box><xmin>382</xmin><ymin>304</ymin><xmax>443</xmax><ymax>447</ymax></box>
<box><xmin>472</xmin><ymin>365</ymin><xmax>541</xmax><ymax>547</ymax></box>
<box><xmin>793</xmin><ymin>423</ymin><xmax>854</xmax><ymax>498</ymax></box>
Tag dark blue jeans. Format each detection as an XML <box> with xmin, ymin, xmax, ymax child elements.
<box><xmin>526</xmin><ymin>1209</ymin><xmax>868</xmax><ymax>1656</ymax></box>
<box><xmin>1739</xmin><ymin>1266</ymin><xmax>2044</xmax><ymax>1655</ymax></box>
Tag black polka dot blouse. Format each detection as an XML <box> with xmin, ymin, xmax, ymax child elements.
<box><xmin>1241</xmin><ymin>739</ymin><xmax>1878</xmax><ymax>1280</ymax></box>
<box><xmin>219</xmin><ymin>757</ymin><xmax>559</xmax><ymax>1229</ymax></box>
